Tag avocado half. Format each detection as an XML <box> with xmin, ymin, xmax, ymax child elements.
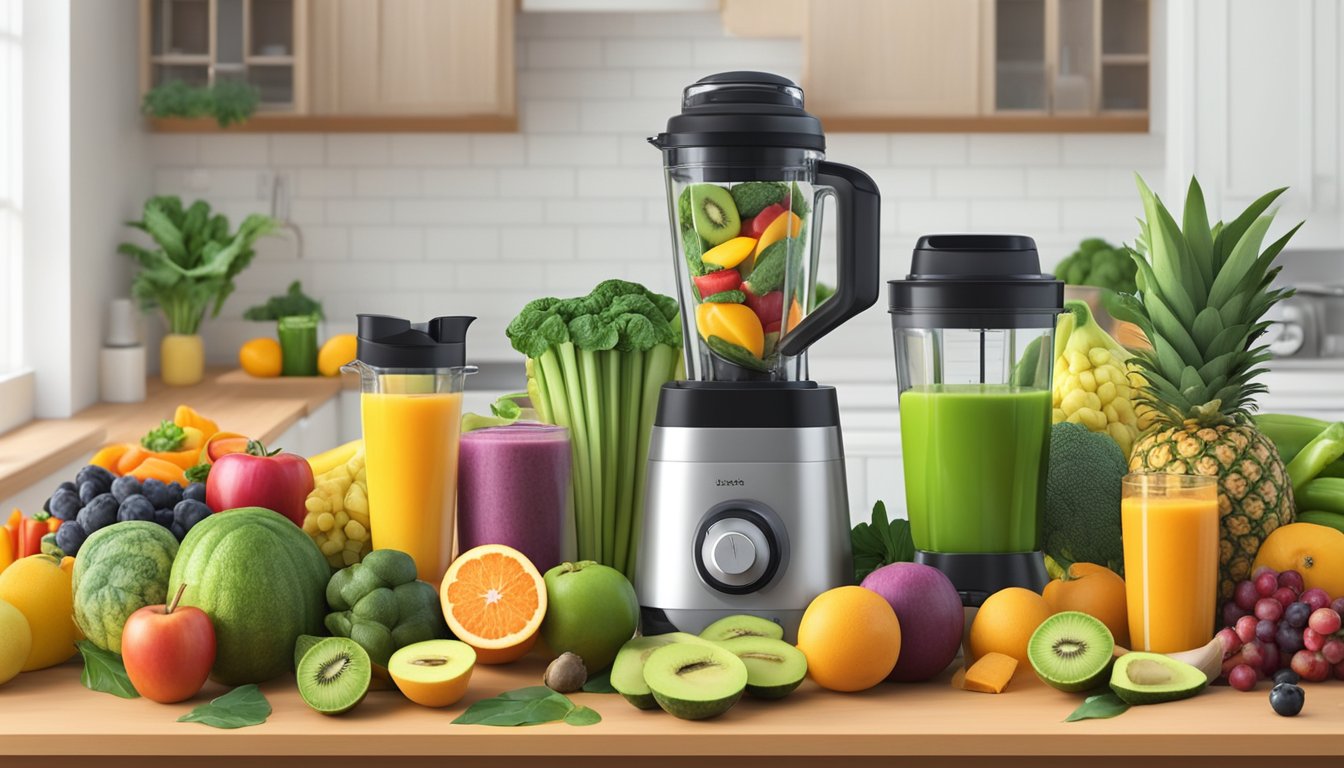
<box><xmin>1109</xmin><ymin>652</ymin><xmax>1208</xmax><ymax>705</ymax></box>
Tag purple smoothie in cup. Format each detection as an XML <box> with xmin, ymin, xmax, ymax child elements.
<box><xmin>456</xmin><ymin>423</ymin><xmax>570</xmax><ymax>572</ymax></box>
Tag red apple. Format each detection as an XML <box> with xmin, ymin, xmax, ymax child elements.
<box><xmin>122</xmin><ymin>583</ymin><xmax>216</xmax><ymax>703</ymax></box>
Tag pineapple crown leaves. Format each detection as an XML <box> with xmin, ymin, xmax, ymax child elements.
<box><xmin>1107</xmin><ymin>175</ymin><xmax>1301</xmax><ymax>427</ymax></box>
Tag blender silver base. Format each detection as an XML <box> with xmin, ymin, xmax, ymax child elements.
<box><xmin>914</xmin><ymin>550</ymin><xmax>1049</xmax><ymax>607</ymax></box>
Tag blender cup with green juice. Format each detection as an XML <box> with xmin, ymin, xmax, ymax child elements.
<box><xmin>888</xmin><ymin>235</ymin><xmax>1063</xmax><ymax>606</ymax></box>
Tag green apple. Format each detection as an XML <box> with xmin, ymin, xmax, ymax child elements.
<box><xmin>540</xmin><ymin>561</ymin><xmax>639</xmax><ymax>672</ymax></box>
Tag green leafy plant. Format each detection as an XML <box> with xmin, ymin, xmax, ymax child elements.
<box><xmin>506</xmin><ymin>280</ymin><xmax>683</xmax><ymax>578</ymax></box>
<box><xmin>177</xmin><ymin>684</ymin><xmax>272</xmax><ymax>729</ymax></box>
<box><xmin>451</xmin><ymin>686</ymin><xmax>601</xmax><ymax>727</ymax></box>
<box><xmin>1064</xmin><ymin>692</ymin><xmax>1130</xmax><ymax>722</ymax></box>
<box><xmin>141</xmin><ymin>419</ymin><xmax>187</xmax><ymax>452</ymax></box>
<box><xmin>851</xmin><ymin>501</ymin><xmax>915</xmax><ymax>583</ymax></box>
<box><xmin>120</xmin><ymin>196</ymin><xmax>276</xmax><ymax>335</ymax></box>
<box><xmin>243</xmin><ymin>281</ymin><xmax>324</xmax><ymax>321</ymax></box>
<box><xmin>142</xmin><ymin>79</ymin><xmax>260</xmax><ymax>127</ymax></box>
<box><xmin>76</xmin><ymin>640</ymin><xmax>138</xmax><ymax>699</ymax></box>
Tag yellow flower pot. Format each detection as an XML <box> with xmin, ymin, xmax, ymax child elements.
<box><xmin>161</xmin><ymin>333</ymin><xmax>204</xmax><ymax>387</ymax></box>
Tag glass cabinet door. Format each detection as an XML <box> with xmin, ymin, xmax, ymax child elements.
<box><xmin>994</xmin><ymin>0</ymin><xmax>1048</xmax><ymax>111</ymax></box>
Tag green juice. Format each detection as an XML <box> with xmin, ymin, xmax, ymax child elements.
<box><xmin>899</xmin><ymin>384</ymin><xmax>1052</xmax><ymax>553</ymax></box>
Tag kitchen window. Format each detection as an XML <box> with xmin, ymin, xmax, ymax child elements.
<box><xmin>0</xmin><ymin>0</ymin><xmax>33</xmax><ymax>434</ymax></box>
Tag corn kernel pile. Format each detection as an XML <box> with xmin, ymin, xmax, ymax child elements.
<box><xmin>302</xmin><ymin>449</ymin><xmax>372</xmax><ymax>567</ymax></box>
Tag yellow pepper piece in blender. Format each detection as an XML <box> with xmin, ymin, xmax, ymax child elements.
<box><xmin>754</xmin><ymin>211</ymin><xmax>803</xmax><ymax>257</ymax></box>
<box><xmin>701</xmin><ymin>236</ymin><xmax>757</xmax><ymax>269</ymax></box>
<box><xmin>696</xmin><ymin>302</ymin><xmax>765</xmax><ymax>358</ymax></box>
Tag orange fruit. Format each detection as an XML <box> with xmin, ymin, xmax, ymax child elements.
<box><xmin>1043</xmin><ymin>562</ymin><xmax>1129</xmax><ymax>648</ymax></box>
<box><xmin>439</xmin><ymin>544</ymin><xmax>546</xmax><ymax>664</ymax></box>
<box><xmin>239</xmin><ymin>337</ymin><xmax>282</xmax><ymax>378</ymax></box>
<box><xmin>1252</xmin><ymin>523</ymin><xmax>1344</xmax><ymax>600</ymax></box>
<box><xmin>317</xmin><ymin>334</ymin><xmax>357</xmax><ymax>378</ymax></box>
<box><xmin>968</xmin><ymin>587</ymin><xmax>1051</xmax><ymax>665</ymax></box>
<box><xmin>795</xmin><ymin>586</ymin><xmax>901</xmax><ymax>692</ymax></box>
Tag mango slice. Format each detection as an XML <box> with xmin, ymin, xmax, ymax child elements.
<box><xmin>754</xmin><ymin>212</ymin><xmax>803</xmax><ymax>257</ymax></box>
<box><xmin>695</xmin><ymin>303</ymin><xmax>765</xmax><ymax>358</ymax></box>
<box><xmin>702</xmin><ymin>237</ymin><xmax>757</xmax><ymax>270</ymax></box>
<box><xmin>963</xmin><ymin>652</ymin><xmax>1017</xmax><ymax>694</ymax></box>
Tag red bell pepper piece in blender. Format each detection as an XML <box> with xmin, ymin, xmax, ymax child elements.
<box><xmin>744</xmin><ymin>287</ymin><xmax>785</xmax><ymax>328</ymax></box>
<box><xmin>742</xmin><ymin>203</ymin><xmax>786</xmax><ymax>239</ymax></box>
<box><xmin>205</xmin><ymin>441</ymin><xmax>315</xmax><ymax>527</ymax></box>
<box><xmin>693</xmin><ymin>269</ymin><xmax>741</xmax><ymax>299</ymax></box>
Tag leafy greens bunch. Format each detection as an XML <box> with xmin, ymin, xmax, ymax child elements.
<box><xmin>506</xmin><ymin>280</ymin><xmax>683</xmax><ymax>578</ymax></box>
<box><xmin>120</xmin><ymin>196</ymin><xmax>276</xmax><ymax>335</ymax></box>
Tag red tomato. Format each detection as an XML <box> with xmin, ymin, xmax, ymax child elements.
<box><xmin>744</xmin><ymin>287</ymin><xmax>786</xmax><ymax>329</ymax></box>
<box><xmin>742</xmin><ymin>204</ymin><xmax>787</xmax><ymax>239</ymax></box>
<box><xmin>693</xmin><ymin>269</ymin><xmax>742</xmax><ymax>298</ymax></box>
<box><xmin>205</xmin><ymin>443</ymin><xmax>314</xmax><ymax>526</ymax></box>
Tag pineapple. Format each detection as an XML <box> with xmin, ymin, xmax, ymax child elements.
<box><xmin>1115</xmin><ymin>177</ymin><xmax>1299</xmax><ymax>601</ymax></box>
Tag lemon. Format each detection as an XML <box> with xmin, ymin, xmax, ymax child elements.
<box><xmin>318</xmin><ymin>334</ymin><xmax>357</xmax><ymax>377</ymax></box>
<box><xmin>239</xmin><ymin>337</ymin><xmax>283</xmax><ymax>378</ymax></box>
<box><xmin>0</xmin><ymin>598</ymin><xmax>31</xmax><ymax>685</ymax></box>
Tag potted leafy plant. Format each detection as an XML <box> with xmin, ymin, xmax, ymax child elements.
<box><xmin>119</xmin><ymin>196</ymin><xmax>276</xmax><ymax>386</ymax></box>
<box><xmin>244</xmin><ymin>281</ymin><xmax>325</xmax><ymax>376</ymax></box>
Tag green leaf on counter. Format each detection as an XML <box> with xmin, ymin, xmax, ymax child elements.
<box><xmin>1064</xmin><ymin>692</ymin><xmax>1130</xmax><ymax>722</ymax></box>
<box><xmin>581</xmin><ymin>670</ymin><xmax>617</xmax><ymax>694</ymax></box>
<box><xmin>177</xmin><ymin>684</ymin><xmax>272</xmax><ymax>729</ymax></box>
<box><xmin>851</xmin><ymin>501</ymin><xmax>916</xmax><ymax>582</ymax></box>
<box><xmin>563</xmin><ymin>706</ymin><xmax>602</xmax><ymax>726</ymax></box>
<box><xmin>453</xmin><ymin>686</ymin><xmax>593</xmax><ymax>727</ymax></box>
<box><xmin>76</xmin><ymin>640</ymin><xmax>140</xmax><ymax>699</ymax></box>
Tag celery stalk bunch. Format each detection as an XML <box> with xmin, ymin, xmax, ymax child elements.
<box><xmin>506</xmin><ymin>280</ymin><xmax>683</xmax><ymax>579</ymax></box>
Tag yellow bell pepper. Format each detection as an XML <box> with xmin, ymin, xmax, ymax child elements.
<box><xmin>173</xmin><ymin>405</ymin><xmax>219</xmax><ymax>441</ymax></box>
<box><xmin>695</xmin><ymin>303</ymin><xmax>765</xmax><ymax>358</ymax></box>
<box><xmin>0</xmin><ymin>532</ymin><xmax>12</xmax><ymax>574</ymax></box>
<box><xmin>753</xmin><ymin>211</ymin><xmax>803</xmax><ymax>257</ymax></box>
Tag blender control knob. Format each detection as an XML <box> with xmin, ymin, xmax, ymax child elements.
<box><xmin>711</xmin><ymin>531</ymin><xmax>756</xmax><ymax>575</ymax></box>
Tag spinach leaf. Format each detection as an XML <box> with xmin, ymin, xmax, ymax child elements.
<box><xmin>1064</xmin><ymin>692</ymin><xmax>1130</xmax><ymax>722</ymax></box>
<box><xmin>564</xmin><ymin>706</ymin><xmax>602</xmax><ymax>726</ymax></box>
<box><xmin>453</xmin><ymin>686</ymin><xmax>596</xmax><ymax>727</ymax></box>
<box><xmin>581</xmin><ymin>670</ymin><xmax>617</xmax><ymax>694</ymax></box>
<box><xmin>851</xmin><ymin>501</ymin><xmax>916</xmax><ymax>582</ymax></box>
<box><xmin>76</xmin><ymin>640</ymin><xmax>139</xmax><ymax>699</ymax></box>
<box><xmin>177</xmin><ymin>685</ymin><xmax>272</xmax><ymax>729</ymax></box>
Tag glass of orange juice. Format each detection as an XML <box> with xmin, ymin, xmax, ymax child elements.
<box><xmin>1121</xmin><ymin>473</ymin><xmax>1220</xmax><ymax>652</ymax></box>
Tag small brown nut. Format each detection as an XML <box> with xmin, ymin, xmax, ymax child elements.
<box><xmin>543</xmin><ymin>651</ymin><xmax>588</xmax><ymax>693</ymax></box>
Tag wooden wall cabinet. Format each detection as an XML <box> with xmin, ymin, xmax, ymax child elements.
<box><xmin>142</xmin><ymin>0</ymin><xmax>516</xmax><ymax>132</ymax></box>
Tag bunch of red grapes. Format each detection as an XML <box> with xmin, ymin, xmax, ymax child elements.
<box><xmin>1217</xmin><ymin>566</ymin><xmax>1344</xmax><ymax>691</ymax></box>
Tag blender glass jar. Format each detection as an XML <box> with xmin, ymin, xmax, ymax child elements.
<box><xmin>889</xmin><ymin>235</ymin><xmax>1062</xmax><ymax>556</ymax></box>
<box><xmin>343</xmin><ymin>315</ymin><xmax>476</xmax><ymax>583</ymax></box>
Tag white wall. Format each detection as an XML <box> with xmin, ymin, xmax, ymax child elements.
<box><xmin>146</xmin><ymin>10</ymin><xmax>1166</xmax><ymax>370</ymax></box>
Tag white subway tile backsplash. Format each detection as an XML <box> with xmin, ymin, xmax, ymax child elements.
<box><xmin>351</xmin><ymin>227</ymin><xmax>425</xmax><ymax>262</ymax></box>
<box><xmin>389</xmin><ymin>135</ymin><xmax>472</xmax><ymax>166</ymax></box>
<box><xmin>150</xmin><ymin>10</ymin><xmax>1167</xmax><ymax>369</ymax></box>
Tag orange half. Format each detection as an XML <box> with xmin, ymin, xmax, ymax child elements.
<box><xmin>440</xmin><ymin>544</ymin><xmax>546</xmax><ymax>659</ymax></box>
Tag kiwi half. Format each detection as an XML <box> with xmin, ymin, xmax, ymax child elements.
<box><xmin>718</xmin><ymin>636</ymin><xmax>807</xmax><ymax>699</ymax></box>
<box><xmin>643</xmin><ymin>642</ymin><xmax>748</xmax><ymax>720</ymax></box>
<box><xmin>297</xmin><ymin>636</ymin><xmax>372</xmax><ymax>715</ymax></box>
<box><xmin>1027</xmin><ymin>611</ymin><xmax>1115</xmax><ymax>692</ymax></box>
<box><xmin>688</xmin><ymin>184</ymin><xmax>741</xmax><ymax>246</ymax></box>
<box><xmin>699</xmin><ymin>614</ymin><xmax>784</xmax><ymax>643</ymax></box>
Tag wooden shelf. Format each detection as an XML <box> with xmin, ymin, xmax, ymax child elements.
<box><xmin>817</xmin><ymin>114</ymin><xmax>1149</xmax><ymax>133</ymax></box>
<box><xmin>3</xmin><ymin>653</ymin><xmax>1343</xmax><ymax>767</ymax></box>
<box><xmin>243</xmin><ymin>55</ymin><xmax>294</xmax><ymax>66</ymax></box>
<box><xmin>146</xmin><ymin>114</ymin><xmax>518</xmax><ymax>133</ymax></box>
<box><xmin>1101</xmin><ymin>53</ymin><xmax>1150</xmax><ymax>64</ymax></box>
<box><xmin>150</xmin><ymin>54</ymin><xmax>211</xmax><ymax>65</ymax></box>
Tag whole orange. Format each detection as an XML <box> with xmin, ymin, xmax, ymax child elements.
<box><xmin>1043</xmin><ymin>562</ymin><xmax>1129</xmax><ymax>648</ymax></box>
<box><xmin>1252</xmin><ymin>523</ymin><xmax>1344</xmax><ymax>600</ymax></box>
<box><xmin>239</xmin><ymin>337</ymin><xmax>282</xmax><ymax>378</ymax></box>
<box><xmin>796</xmin><ymin>586</ymin><xmax>901</xmax><ymax>692</ymax></box>
<box><xmin>968</xmin><ymin>587</ymin><xmax>1051</xmax><ymax>665</ymax></box>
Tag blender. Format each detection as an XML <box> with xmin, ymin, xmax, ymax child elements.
<box><xmin>343</xmin><ymin>314</ymin><xmax>476</xmax><ymax>584</ymax></box>
<box><xmin>888</xmin><ymin>234</ymin><xmax>1063</xmax><ymax>606</ymax></box>
<box><xmin>638</xmin><ymin>72</ymin><xmax>880</xmax><ymax>641</ymax></box>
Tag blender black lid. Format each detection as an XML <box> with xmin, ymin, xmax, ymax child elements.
<box><xmin>355</xmin><ymin>314</ymin><xmax>474</xmax><ymax>368</ymax></box>
<box><xmin>888</xmin><ymin>234</ymin><xmax>1063</xmax><ymax>328</ymax></box>
<box><xmin>649</xmin><ymin>71</ymin><xmax>825</xmax><ymax>152</ymax></box>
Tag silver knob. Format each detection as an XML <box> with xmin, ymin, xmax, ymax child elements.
<box><xmin>711</xmin><ymin>531</ymin><xmax>756</xmax><ymax>575</ymax></box>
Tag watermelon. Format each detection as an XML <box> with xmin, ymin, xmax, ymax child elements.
<box><xmin>72</xmin><ymin>521</ymin><xmax>178</xmax><ymax>653</ymax></box>
<box><xmin>169</xmin><ymin>507</ymin><xmax>331</xmax><ymax>684</ymax></box>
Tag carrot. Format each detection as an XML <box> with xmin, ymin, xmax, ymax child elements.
<box><xmin>116</xmin><ymin>445</ymin><xmax>151</xmax><ymax>475</ymax></box>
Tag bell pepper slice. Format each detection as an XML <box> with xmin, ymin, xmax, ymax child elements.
<box><xmin>89</xmin><ymin>444</ymin><xmax>131</xmax><ymax>474</ymax></box>
<box><xmin>128</xmin><ymin>457</ymin><xmax>189</xmax><ymax>486</ymax></box>
<box><xmin>695</xmin><ymin>302</ymin><xmax>765</xmax><ymax>358</ymax></box>
<box><xmin>174</xmin><ymin>405</ymin><xmax>219</xmax><ymax>441</ymax></box>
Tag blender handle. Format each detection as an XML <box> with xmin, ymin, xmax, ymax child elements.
<box><xmin>778</xmin><ymin>161</ymin><xmax>882</xmax><ymax>357</ymax></box>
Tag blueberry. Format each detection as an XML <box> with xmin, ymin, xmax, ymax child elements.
<box><xmin>57</xmin><ymin>480</ymin><xmax>78</xmax><ymax>495</ymax></box>
<box><xmin>48</xmin><ymin>487</ymin><xmax>83</xmax><ymax>521</ymax></box>
<box><xmin>1270</xmin><ymin>683</ymin><xmax>1305</xmax><ymax>716</ymax></box>
<box><xmin>170</xmin><ymin>522</ymin><xmax>187</xmax><ymax>542</ymax></box>
<box><xmin>163</xmin><ymin>482</ymin><xmax>183</xmax><ymax>509</ymax></box>
<box><xmin>54</xmin><ymin>522</ymin><xmax>89</xmax><ymax>556</ymax></box>
<box><xmin>141</xmin><ymin>478</ymin><xmax>174</xmax><ymax>509</ymax></box>
<box><xmin>76</xmin><ymin>493</ymin><xmax>119</xmax><ymax>532</ymax></box>
<box><xmin>76</xmin><ymin>464</ymin><xmax>115</xmax><ymax>492</ymax></box>
<box><xmin>173</xmin><ymin>499</ymin><xmax>213</xmax><ymax>532</ymax></box>
<box><xmin>182</xmin><ymin>482</ymin><xmax>207</xmax><ymax>503</ymax></box>
<box><xmin>111</xmin><ymin>474</ymin><xmax>142</xmax><ymax>503</ymax></box>
<box><xmin>116</xmin><ymin>494</ymin><xmax>156</xmax><ymax>523</ymax></box>
<box><xmin>154</xmin><ymin>508</ymin><xmax>175</xmax><ymax>528</ymax></box>
<box><xmin>1273</xmin><ymin>668</ymin><xmax>1300</xmax><ymax>686</ymax></box>
<box><xmin>79</xmin><ymin>480</ymin><xmax>104</xmax><ymax>505</ymax></box>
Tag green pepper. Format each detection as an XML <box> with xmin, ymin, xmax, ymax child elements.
<box><xmin>1285</xmin><ymin>422</ymin><xmax>1344</xmax><ymax>494</ymax></box>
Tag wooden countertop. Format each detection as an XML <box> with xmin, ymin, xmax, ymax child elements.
<box><xmin>2</xmin><ymin>653</ymin><xmax>1342</xmax><ymax>767</ymax></box>
<box><xmin>0</xmin><ymin>369</ymin><xmax>349</xmax><ymax>501</ymax></box>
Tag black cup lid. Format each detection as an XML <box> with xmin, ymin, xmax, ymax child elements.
<box><xmin>888</xmin><ymin>234</ymin><xmax>1063</xmax><ymax>329</ymax></box>
<box><xmin>649</xmin><ymin>71</ymin><xmax>825</xmax><ymax>152</ymax></box>
<box><xmin>355</xmin><ymin>314</ymin><xmax>474</xmax><ymax>369</ymax></box>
